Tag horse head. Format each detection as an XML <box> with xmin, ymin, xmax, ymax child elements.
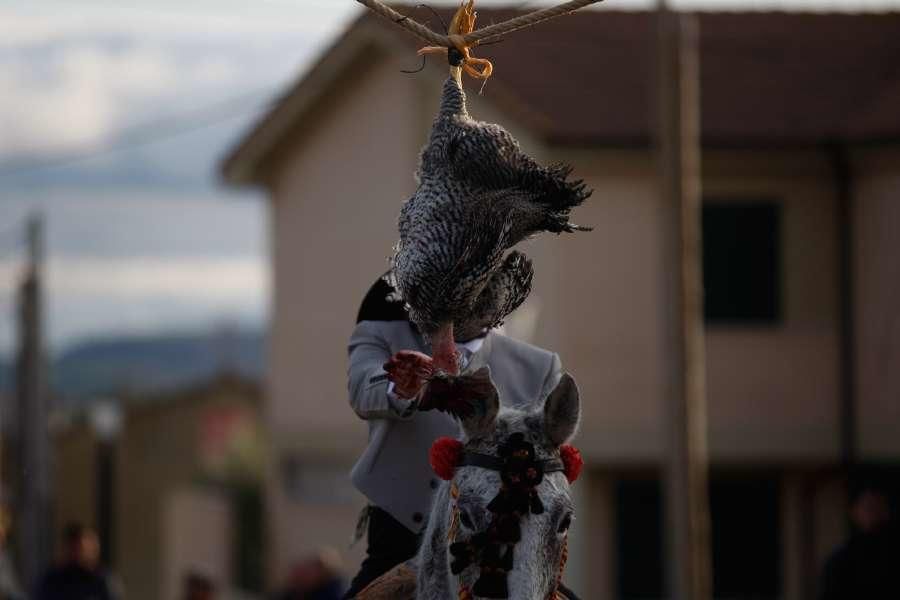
<box><xmin>419</xmin><ymin>367</ymin><xmax>583</xmax><ymax>600</ymax></box>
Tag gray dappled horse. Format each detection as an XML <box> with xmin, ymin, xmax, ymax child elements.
<box><xmin>416</xmin><ymin>368</ymin><xmax>581</xmax><ymax>600</ymax></box>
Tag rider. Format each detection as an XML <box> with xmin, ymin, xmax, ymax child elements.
<box><xmin>344</xmin><ymin>274</ymin><xmax>563</xmax><ymax>598</ymax></box>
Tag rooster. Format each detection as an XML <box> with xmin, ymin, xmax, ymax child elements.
<box><xmin>386</xmin><ymin>1</ymin><xmax>591</xmax><ymax>400</ymax></box>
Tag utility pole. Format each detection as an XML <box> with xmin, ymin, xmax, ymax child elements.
<box><xmin>16</xmin><ymin>213</ymin><xmax>51</xmax><ymax>588</ymax></box>
<box><xmin>656</xmin><ymin>6</ymin><xmax>712</xmax><ymax>600</ymax></box>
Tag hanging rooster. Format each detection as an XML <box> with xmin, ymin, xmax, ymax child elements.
<box><xmin>387</xmin><ymin>1</ymin><xmax>592</xmax><ymax>390</ymax></box>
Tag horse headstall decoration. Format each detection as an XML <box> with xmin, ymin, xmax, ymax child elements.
<box><xmin>429</xmin><ymin>433</ymin><xmax>583</xmax><ymax>599</ymax></box>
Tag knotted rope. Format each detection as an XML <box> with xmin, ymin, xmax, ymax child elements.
<box><xmin>355</xmin><ymin>0</ymin><xmax>604</xmax><ymax>49</ymax></box>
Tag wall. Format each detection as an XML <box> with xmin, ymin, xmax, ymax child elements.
<box><xmin>264</xmin><ymin>49</ymin><xmax>422</xmax><ymax>581</ymax></box>
<box><xmin>52</xmin><ymin>423</ymin><xmax>98</xmax><ymax>541</ymax></box>
<box><xmin>853</xmin><ymin>147</ymin><xmax>900</xmax><ymax>460</ymax></box>
<box><xmin>522</xmin><ymin>148</ymin><xmax>843</xmax><ymax>464</ymax></box>
<box><xmin>162</xmin><ymin>489</ymin><xmax>232</xmax><ymax>600</ymax></box>
<box><xmin>703</xmin><ymin>150</ymin><xmax>841</xmax><ymax>461</ymax></box>
<box><xmin>52</xmin><ymin>379</ymin><xmax>260</xmax><ymax>600</ymax></box>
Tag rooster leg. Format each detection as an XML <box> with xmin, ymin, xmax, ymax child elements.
<box><xmin>430</xmin><ymin>322</ymin><xmax>460</xmax><ymax>376</ymax></box>
<box><xmin>417</xmin><ymin>46</ymin><xmax>447</xmax><ymax>57</ymax></box>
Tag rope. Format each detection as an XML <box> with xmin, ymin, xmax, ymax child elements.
<box><xmin>356</xmin><ymin>0</ymin><xmax>449</xmax><ymax>46</ymax></box>
<box><xmin>465</xmin><ymin>0</ymin><xmax>603</xmax><ymax>45</ymax></box>
<box><xmin>355</xmin><ymin>0</ymin><xmax>603</xmax><ymax>48</ymax></box>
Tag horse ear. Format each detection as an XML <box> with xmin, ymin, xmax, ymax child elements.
<box><xmin>459</xmin><ymin>366</ymin><xmax>500</xmax><ymax>440</ymax></box>
<box><xmin>543</xmin><ymin>373</ymin><xmax>581</xmax><ymax>446</ymax></box>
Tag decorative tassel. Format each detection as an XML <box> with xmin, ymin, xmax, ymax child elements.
<box><xmin>473</xmin><ymin>572</ymin><xmax>509</xmax><ymax>598</ymax></box>
<box><xmin>546</xmin><ymin>538</ymin><xmax>569</xmax><ymax>600</ymax></box>
<box><xmin>448</xmin><ymin>506</ymin><xmax>460</xmax><ymax>543</ymax></box>
<box><xmin>491</xmin><ymin>513</ymin><xmax>521</xmax><ymax>543</ymax></box>
<box><xmin>450</xmin><ymin>541</ymin><xmax>476</xmax><ymax>575</ymax></box>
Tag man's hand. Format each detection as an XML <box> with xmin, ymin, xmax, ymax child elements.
<box><xmin>383</xmin><ymin>350</ymin><xmax>434</xmax><ymax>399</ymax></box>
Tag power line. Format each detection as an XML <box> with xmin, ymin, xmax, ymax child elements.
<box><xmin>0</xmin><ymin>87</ymin><xmax>279</xmax><ymax>178</ymax></box>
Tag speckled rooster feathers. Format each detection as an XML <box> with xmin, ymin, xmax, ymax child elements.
<box><xmin>391</xmin><ymin>75</ymin><xmax>591</xmax><ymax>342</ymax></box>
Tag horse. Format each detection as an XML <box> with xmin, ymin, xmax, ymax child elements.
<box><xmin>357</xmin><ymin>367</ymin><xmax>582</xmax><ymax>600</ymax></box>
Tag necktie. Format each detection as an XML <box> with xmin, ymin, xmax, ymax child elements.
<box><xmin>458</xmin><ymin>346</ymin><xmax>473</xmax><ymax>370</ymax></box>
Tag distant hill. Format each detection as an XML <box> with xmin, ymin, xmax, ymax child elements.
<box><xmin>51</xmin><ymin>330</ymin><xmax>265</xmax><ymax>405</ymax></box>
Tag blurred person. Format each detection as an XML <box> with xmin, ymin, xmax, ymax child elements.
<box><xmin>182</xmin><ymin>572</ymin><xmax>216</xmax><ymax>600</ymax></box>
<box><xmin>35</xmin><ymin>523</ymin><xmax>115</xmax><ymax>600</ymax></box>
<box><xmin>819</xmin><ymin>485</ymin><xmax>900</xmax><ymax>600</ymax></box>
<box><xmin>277</xmin><ymin>549</ymin><xmax>344</xmax><ymax>600</ymax></box>
<box><xmin>0</xmin><ymin>507</ymin><xmax>24</xmax><ymax>600</ymax></box>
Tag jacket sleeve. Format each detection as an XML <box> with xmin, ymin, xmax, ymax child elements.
<box><xmin>348</xmin><ymin>320</ymin><xmax>418</xmax><ymax>421</ymax></box>
<box><xmin>539</xmin><ymin>352</ymin><xmax>564</xmax><ymax>400</ymax></box>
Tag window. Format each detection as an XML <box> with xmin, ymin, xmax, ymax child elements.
<box><xmin>710</xmin><ymin>477</ymin><xmax>781</xmax><ymax>598</ymax></box>
<box><xmin>616</xmin><ymin>475</ymin><xmax>781</xmax><ymax>599</ymax></box>
<box><xmin>702</xmin><ymin>202</ymin><xmax>781</xmax><ymax>324</ymax></box>
<box><xmin>616</xmin><ymin>479</ymin><xmax>664</xmax><ymax>599</ymax></box>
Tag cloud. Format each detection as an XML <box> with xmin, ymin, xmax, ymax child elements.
<box><xmin>0</xmin><ymin>257</ymin><xmax>267</xmax><ymax>298</ymax></box>
<box><xmin>0</xmin><ymin>256</ymin><xmax>268</xmax><ymax>354</ymax></box>
<box><xmin>0</xmin><ymin>0</ymin><xmax>354</xmax><ymax>162</ymax></box>
<box><xmin>0</xmin><ymin>191</ymin><xmax>267</xmax><ymax>355</ymax></box>
<box><xmin>0</xmin><ymin>2</ymin><xmax>357</xmax><ymax>48</ymax></box>
<box><xmin>0</xmin><ymin>41</ymin><xmax>249</xmax><ymax>158</ymax></box>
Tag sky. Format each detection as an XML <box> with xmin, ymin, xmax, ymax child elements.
<box><xmin>1</xmin><ymin>0</ymin><xmax>897</xmax><ymax>357</ymax></box>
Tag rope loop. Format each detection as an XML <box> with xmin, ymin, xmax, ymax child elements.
<box><xmin>356</xmin><ymin>0</ymin><xmax>604</xmax><ymax>64</ymax></box>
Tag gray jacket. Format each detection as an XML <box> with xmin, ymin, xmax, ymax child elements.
<box><xmin>348</xmin><ymin>320</ymin><xmax>562</xmax><ymax>532</ymax></box>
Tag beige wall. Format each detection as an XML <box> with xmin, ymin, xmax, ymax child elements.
<box><xmin>53</xmin><ymin>380</ymin><xmax>260</xmax><ymax>600</ymax></box>
<box><xmin>53</xmin><ymin>423</ymin><xmax>99</xmax><ymax>543</ymax></box>
<box><xmin>266</xmin><ymin>51</ymin><xmax>419</xmax><ymax>443</ymax></box>
<box><xmin>703</xmin><ymin>151</ymin><xmax>842</xmax><ymax>461</ymax></box>
<box><xmin>853</xmin><ymin>147</ymin><xmax>900</xmax><ymax>460</ymax></box>
<box><xmin>162</xmin><ymin>489</ymin><xmax>232</xmax><ymax>600</ymax></box>
<box><xmin>264</xmin><ymin>51</ymin><xmax>422</xmax><ymax>579</ymax></box>
<box><xmin>497</xmin><ymin>147</ymin><xmax>841</xmax><ymax>463</ymax></box>
<box><xmin>115</xmin><ymin>382</ymin><xmax>259</xmax><ymax>600</ymax></box>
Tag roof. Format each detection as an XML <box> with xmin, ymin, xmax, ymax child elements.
<box><xmin>222</xmin><ymin>8</ymin><xmax>900</xmax><ymax>185</ymax></box>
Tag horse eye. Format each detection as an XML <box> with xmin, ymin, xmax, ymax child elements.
<box><xmin>557</xmin><ymin>513</ymin><xmax>573</xmax><ymax>535</ymax></box>
<box><xmin>460</xmin><ymin>510</ymin><xmax>475</xmax><ymax>530</ymax></box>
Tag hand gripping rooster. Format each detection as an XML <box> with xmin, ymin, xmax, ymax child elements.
<box><xmin>384</xmin><ymin>1</ymin><xmax>592</xmax><ymax>415</ymax></box>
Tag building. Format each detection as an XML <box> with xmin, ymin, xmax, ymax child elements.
<box><xmin>53</xmin><ymin>374</ymin><xmax>264</xmax><ymax>600</ymax></box>
<box><xmin>221</xmin><ymin>8</ymin><xmax>900</xmax><ymax>599</ymax></box>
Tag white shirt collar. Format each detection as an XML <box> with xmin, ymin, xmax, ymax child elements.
<box><xmin>458</xmin><ymin>335</ymin><xmax>485</xmax><ymax>354</ymax></box>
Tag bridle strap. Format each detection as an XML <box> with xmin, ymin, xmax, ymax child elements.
<box><xmin>459</xmin><ymin>451</ymin><xmax>565</xmax><ymax>474</ymax></box>
<box><xmin>451</xmin><ymin>450</ymin><xmax>570</xmax><ymax>600</ymax></box>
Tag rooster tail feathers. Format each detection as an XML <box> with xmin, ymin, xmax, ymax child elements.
<box><xmin>529</xmin><ymin>162</ymin><xmax>593</xmax><ymax>234</ymax></box>
<box><xmin>541</xmin><ymin>162</ymin><xmax>594</xmax><ymax>208</ymax></box>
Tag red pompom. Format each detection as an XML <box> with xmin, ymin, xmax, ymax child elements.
<box><xmin>559</xmin><ymin>445</ymin><xmax>583</xmax><ymax>483</ymax></box>
<box><xmin>430</xmin><ymin>437</ymin><xmax>464</xmax><ymax>481</ymax></box>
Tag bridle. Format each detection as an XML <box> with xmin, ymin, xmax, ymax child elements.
<box><xmin>439</xmin><ymin>433</ymin><xmax>572</xmax><ymax>600</ymax></box>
